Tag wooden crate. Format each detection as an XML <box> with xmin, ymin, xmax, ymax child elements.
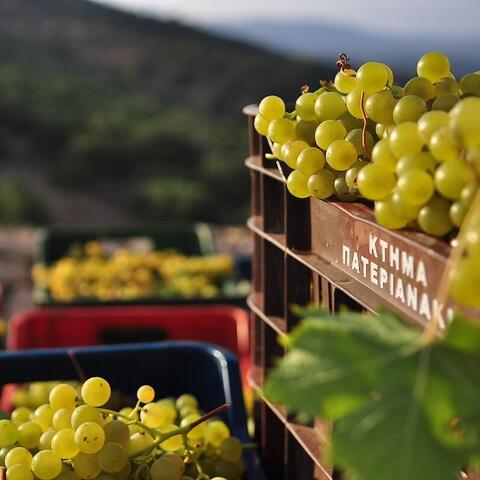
<box><xmin>244</xmin><ymin>104</ymin><xmax>477</xmax><ymax>479</ymax></box>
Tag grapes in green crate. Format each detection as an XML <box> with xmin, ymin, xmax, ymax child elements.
<box><xmin>2</xmin><ymin>376</ymin><xmax>246</xmax><ymax>480</ymax></box>
<box><xmin>33</xmin><ymin>247</ymin><xmax>236</xmax><ymax>303</ymax></box>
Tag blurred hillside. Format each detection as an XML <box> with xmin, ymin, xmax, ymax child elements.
<box><xmin>0</xmin><ymin>0</ymin><xmax>332</xmax><ymax>224</ymax></box>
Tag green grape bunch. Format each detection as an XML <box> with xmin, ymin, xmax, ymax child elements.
<box><xmin>254</xmin><ymin>51</ymin><xmax>480</xmax><ymax>309</ymax></box>
<box><xmin>0</xmin><ymin>378</ymin><xmax>246</xmax><ymax>480</ymax></box>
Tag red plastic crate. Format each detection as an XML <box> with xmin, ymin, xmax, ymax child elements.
<box><xmin>8</xmin><ymin>305</ymin><xmax>250</xmax><ymax>385</ymax></box>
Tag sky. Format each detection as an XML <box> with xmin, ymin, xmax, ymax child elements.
<box><xmin>95</xmin><ymin>0</ymin><xmax>480</xmax><ymax>37</ymax></box>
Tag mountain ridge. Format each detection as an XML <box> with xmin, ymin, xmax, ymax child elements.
<box><xmin>0</xmin><ymin>0</ymin><xmax>335</xmax><ymax>224</ymax></box>
<box><xmin>206</xmin><ymin>19</ymin><xmax>480</xmax><ymax>77</ymax></box>
<box><xmin>0</xmin><ymin>0</ymin><xmax>333</xmax><ymax>114</ymax></box>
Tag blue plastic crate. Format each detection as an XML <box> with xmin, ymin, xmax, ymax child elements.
<box><xmin>0</xmin><ymin>341</ymin><xmax>266</xmax><ymax>480</ymax></box>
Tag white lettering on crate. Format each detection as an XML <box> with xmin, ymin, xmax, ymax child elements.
<box><xmin>342</xmin><ymin>234</ymin><xmax>454</xmax><ymax>328</ymax></box>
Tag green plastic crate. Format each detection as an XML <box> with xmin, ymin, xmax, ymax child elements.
<box><xmin>33</xmin><ymin>223</ymin><xmax>249</xmax><ymax>307</ymax></box>
<box><xmin>37</xmin><ymin>222</ymin><xmax>215</xmax><ymax>265</ymax></box>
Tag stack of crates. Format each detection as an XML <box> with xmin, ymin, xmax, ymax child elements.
<box><xmin>243</xmin><ymin>105</ymin><xmax>479</xmax><ymax>479</ymax></box>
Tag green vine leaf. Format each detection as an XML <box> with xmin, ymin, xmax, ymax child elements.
<box><xmin>265</xmin><ymin>310</ymin><xmax>480</xmax><ymax>480</ymax></box>
<box><xmin>331</xmin><ymin>390</ymin><xmax>464</xmax><ymax>480</ymax></box>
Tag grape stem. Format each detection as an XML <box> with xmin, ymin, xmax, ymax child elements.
<box><xmin>264</xmin><ymin>137</ymin><xmax>287</xmax><ymax>182</ymax></box>
<box><xmin>336</xmin><ymin>52</ymin><xmax>352</xmax><ymax>71</ymax></box>
<box><xmin>67</xmin><ymin>350</ymin><xmax>86</xmax><ymax>382</ymax></box>
<box><xmin>97</xmin><ymin>407</ymin><xmax>163</xmax><ymax>438</ymax></box>
<box><xmin>127</xmin><ymin>403</ymin><xmax>231</xmax><ymax>459</ymax></box>
<box><xmin>359</xmin><ymin>90</ymin><xmax>371</xmax><ymax>161</ymax></box>
<box><xmin>133</xmin><ymin>462</ymin><xmax>148</xmax><ymax>480</ymax></box>
<box><xmin>276</xmin><ymin>161</ymin><xmax>287</xmax><ymax>182</ymax></box>
<box><xmin>129</xmin><ymin>400</ymin><xmax>142</xmax><ymax>420</ymax></box>
<box><xmin>181</xmin><ymin>431</ymin><xmax>205</xmax><ymax>476</ymax></box>
<box><xmin>0</xmin><ymin>467</ymin><xmax>5</xmax><ymax>480</ymax></box>
<box><xmin>189</xmin><ymin>403</ymin><xmax>230</xmax><ymax>429</ymax></box>
<box><xmin>386</xmin><ymin>84</ymin><xmax>400</xmax><ymax>98</ymax></box>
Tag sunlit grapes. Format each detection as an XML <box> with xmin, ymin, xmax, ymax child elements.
<box><xmin>393</xmin><ymin>95</ymin><xmax>427</xmax><ymax>124</ymax></box>
<box><xmin>314</xmin><ymin>92</ymin><xmax>346</xmax><ymax>120</ymax></box>
<box><xmin>417</xmin><ymin>51</ymin><xmax>451</xmax><ymax>83</ymax></box>
<box><xmin>74</xmin><ymin>422</ymin><xmax>105</xmax><ymax>454</ymax></box>
<box><xmin>389</xmin><ymin>122</ymin><xmax>424</xmax><ymax>158</ymax></box>
<box><xmin>315</xmin><ymin>120</ymin><xmax>346</xmax><ymax>150</ymax></box>
<box><xmin>326</xmin><ymin>140</ymin><xmax>358</xmax><ymax>171</ymax></box>
<box><xmin>287</xmin><ymin>170</ymin><xmax>310</xmax><ymax>198</ymax></box>
<box><xmin>31</xmin><ymin>450</ymin><xmax>62</xmax><ymax>480</ymax></box>
<box><xmin>259</xmin><ymin>95</ymin><xmax>285</xmax><ymax>121</ymax></box>
<box><xmin>296</xmin><ymin>92</ymin><xmax>318</xmax><ymax>121</ymax></box>
<box><xmin>356</xmin><ymin>62</ymin><xmax>388</xmax><ymax>93</ymax></box>
<box><xmin>357</xmin><ymin>163</ymin><xmax>396</xmax><ymax>200</ymax></box>
<box><xmin>296</xmin><ymin>147</ymin><xmax>325</xmax><ymax>175</ymax></box>
<box><xmin>268</xmin><ymin>118</ymin><xmax>295</xmax><ymax>144</ymax></box>
<box><xmin>81</xmin><ymin>377</ymin><xmax>111</xmax><ymax>408</ymax></box>
<box><xmin>334</xmin><ymin>68</ymin><xmax>357</xmax><ymax>94</ymax></box>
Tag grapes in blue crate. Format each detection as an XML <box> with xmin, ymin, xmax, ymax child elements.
<box><xmin>1</xmin><ymin>378</ymin><xmax>246</xmax><ymax>480</ymax></box>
